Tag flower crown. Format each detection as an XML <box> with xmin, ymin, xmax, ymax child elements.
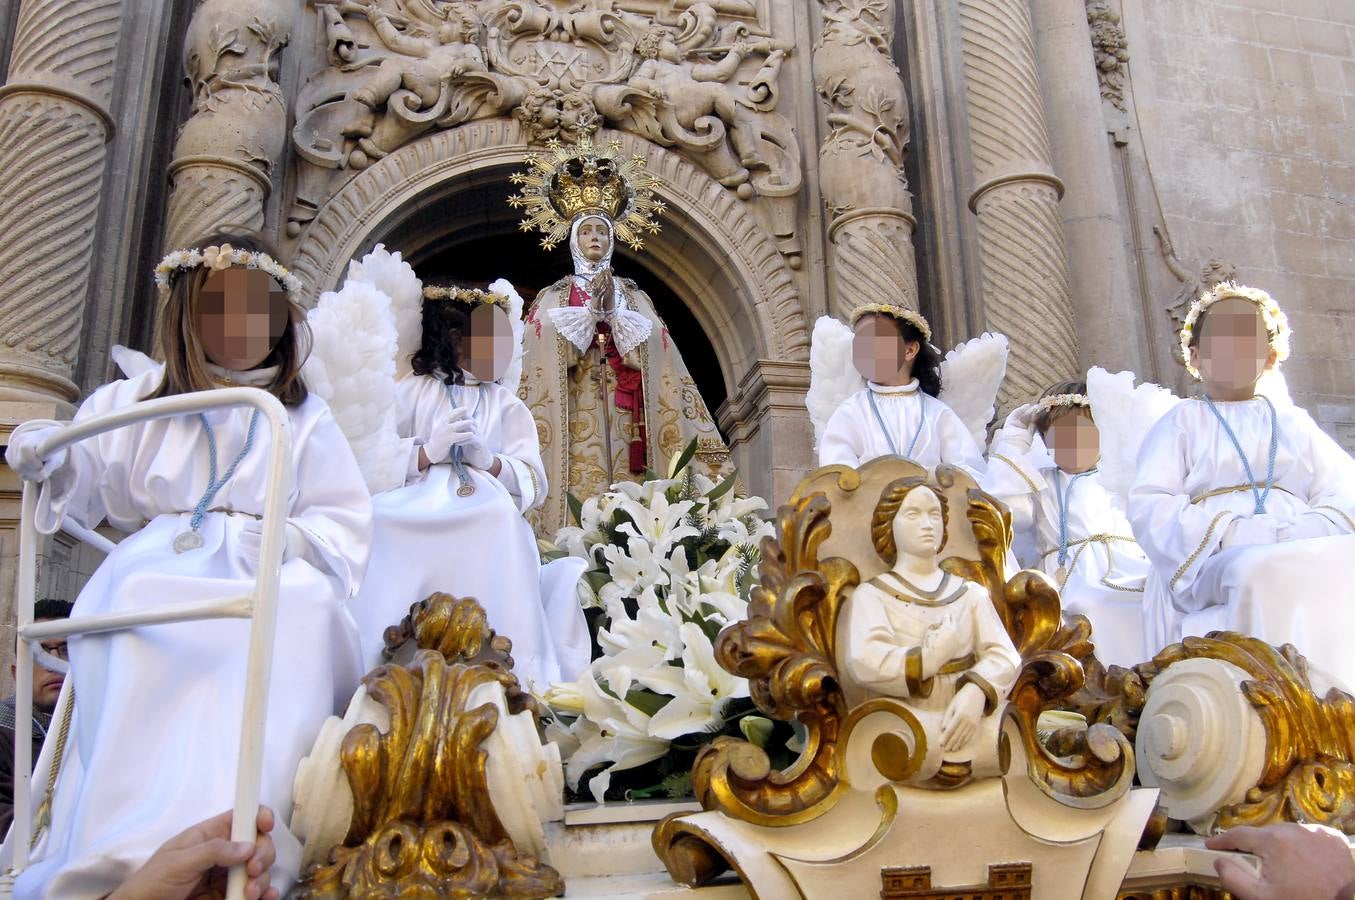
<box><xmin>1179</xmin><ymin>282</ymin><xmax>1290</xmax><ymax>379</ymax></box>
<box><xmin>155</xmin><ymin>243</ymin><xmax>302</xmax><ymax>300</ymax></box>
<box><xmin>421</xmin><ymin>285</ymin><xmax>509</xmax><ymax>308</ymax></box>
<box><xmin>850</xmin><ymin>303</ymin><xmax>933</xmax><ymax>342</ymax></box>
<box><xmin>1037</xmin><ymin>393</ymin><xmax>1090</xmax><ymax>413</ymax></box>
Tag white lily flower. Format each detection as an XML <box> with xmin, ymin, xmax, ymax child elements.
<box><xmin>562</xmin><ymin>672</ymin><xmax>670</xmax><ymax>802</ymax></box>
<box><xmin>613</xmin><ymin>477</ymin><xmax>679</xmax><ymax>505</ymax></box>
<box><xmin>600</xmin><ymin>536</ymin><xmax>666</xmax><ymax>599</ymax></box>
<box><xmin>616</xmin><ymin>492</ymin><xmax>699</xmax><ymax>559</ymax></box>
<box><xmin>635</xmin><ymin>622</ymin><xmax>750</xmax><ymax>741</ymax></box>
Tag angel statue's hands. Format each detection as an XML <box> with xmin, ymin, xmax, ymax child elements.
<box><xmin>940</xmin><ymin>682</ymin><xmax>986</xmax><ymax>754</ymax></box>
<box><xmin>920</xmin><ymin>613</ymin><xmax>968</xmax><ymax>679</ymax></box>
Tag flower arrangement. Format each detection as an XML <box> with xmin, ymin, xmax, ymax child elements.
<box><xmin>542</xmin><ymin>440</ymin><xmax>794</xmax><ymax>803</ymax></box>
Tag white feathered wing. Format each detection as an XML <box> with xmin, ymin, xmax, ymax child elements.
<box><xmin>1086</xmin><ymin>367</ymin><xmax>1182</xmax><ymax>508</ymax></box>
<box><xmin>347</xmin><ymin>244</ymin><xmax>424</xmax><ymax>379</ymax></box>
<box><xmin>806</xmin><ymin>315</ymin><xmax>865</xmax><ymax>450</ymax></box>
<box><xmin>488</xmin><ymin>277</ymin><xmax>526</xmax><ymax>396</ymax></box>
<box><xmin>938</xmin><ymin>332</ymin><xmax>1009</xmax><ymax>446</ymax></box>
<box><xmin>303</xmin><ymin>272</ymin><xmax>406</xmax><ymax>494</ymax></box>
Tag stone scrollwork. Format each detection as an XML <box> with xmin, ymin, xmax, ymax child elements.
<box><xmin>291</xmin><ymin>593</ymin><xmax>564</xmax><ymax>898</ymax></box>
<box><xmin>655</xmin><ymin>461</ymin><xmax>1141</xmax><ymax>889</ymax></box>
<box><xmin>289</xmin><ymin>0</ymin><xmax>802</xmax><ymax>239</ymax></box>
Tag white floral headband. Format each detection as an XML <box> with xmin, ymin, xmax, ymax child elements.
<box><xmin>850</xmin><ymin>302</ymin><xmax>933</xmax><ymax>342</ymax></box>
<box><xmin>155</xmin><ymin>243</ymin><xmax>303</xmax><ymax>301</ymax></box>
<box><xmin>1037</xmin><ymin>393</ymin><xmax>1090</xmax><ymax>413</ymax></box>
<box><xmin>421</xmin><ymin>285</ymin><xmax>509</xmax><ymax>309</ymax></box>
<box><xmin>1179</xmin><ymin>282</ymin><xmax>1290</xmax><ymax>379</ymax></box>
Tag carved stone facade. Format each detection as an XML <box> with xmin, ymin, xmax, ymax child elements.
<box><xmin>1</xmin><ymin>0</ymin><xmax>1355</xmax><ymax>684</ymax></box>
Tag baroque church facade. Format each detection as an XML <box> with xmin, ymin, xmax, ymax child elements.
<box><xmin>0</xmin><ymin>0</ymin><xmax>1353</xmax><ymax>674</ymax></box>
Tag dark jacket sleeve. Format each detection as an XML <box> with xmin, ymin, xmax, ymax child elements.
<box><xmin>0</xmin><ymin>724</ymin><xmax>18</xmax><ymax>835</ymax></box>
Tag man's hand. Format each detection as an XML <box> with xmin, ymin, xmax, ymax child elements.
<box><xmin>940</xmin><ymin>682</ymin><xmax>985</xmax><ymax>754</ymax></box>
<box><xmin>1206</xmin><ymin>822</ymin><xmax>1355</xmax><ymax>900</ymax></box>
<box><xmin>108</xmin><ymin>806</ymin><xmax>279</xmax><ymax>900</ymax></box>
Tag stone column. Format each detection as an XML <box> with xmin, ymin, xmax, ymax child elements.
<box><xmin>0</xmin><ymin>0</ymin><xmax>124</xmax><ymax>407</ymax></box>
<box><xmin>162</xmin><ymin>0</ymin><xmax>293</xmax><ymax>251</ymax></box>
<box><xmin>957</xmin><ymin>0</ymin><xmax>1080</xmax><ymax>406</ymax></box>
<box><xmin>1030</xmin><ymin>0</ymin><xmax>1146</xmax><ymax>374</ymax></box>
<box><xmin>813</xmin><ymin>0</ymin><xmax>920</xmax><ymax>320</ymax></box>
<box><xmin>718</xmin><ymin>361</ymin><xmax>814</xmax><ymax>507</ymax></box>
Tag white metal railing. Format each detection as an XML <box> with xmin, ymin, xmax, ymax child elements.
<box><xmin>11</xmin><ymin>387</ymin><xmax>292</xmax><ymax>900</ymax></box>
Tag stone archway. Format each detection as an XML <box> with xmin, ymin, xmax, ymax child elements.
<box><xmin>288</xmin><ymin>121</ymin><xmax>809</xmax><ymax>402</ymax></box>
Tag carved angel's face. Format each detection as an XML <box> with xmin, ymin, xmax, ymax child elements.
<box><xmin>892</xmin><ymin>486</ymin><xmax>945</xmax><ymax>557</ymax></box>
<box><xmin>1189</xmin><ymin>297</ymin><xmax>1277</xmax><ymax>393</ymax></box>
<box><xmin>577</xmin><ymin>216</ymin><xmax>613</xmax><ymax>263</ymax></box>
<box><xmin>197</xmin><ymin>267</ymin><xmax>289</xmax><ymax>371</ymax></box>
<box><xmin>1044</xmin><ymin>408</ymin><xmax>1100</xmax><ymax>475</ymax></box>
<box><xmin>853</xmin><ymin>314</ymin><xmax>917</xmax><ymax>386</ymax></box>
<box><xmin>461</xmin><ymin>304</ymin><xmax>512</xmax><ymax>382</ymax></box>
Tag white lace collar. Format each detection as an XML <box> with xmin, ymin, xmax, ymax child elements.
<box><xmin>207</xmin><ymin>363</ymin><xmax>278</xmax><ymax>387</ymax></box>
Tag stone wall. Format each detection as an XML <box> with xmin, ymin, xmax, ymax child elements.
<box><xmin>1123</xmin><ymin>0</ymin><xmax>1355</xmax><ymax>447</ymax></box>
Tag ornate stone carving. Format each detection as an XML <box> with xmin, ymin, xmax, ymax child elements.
<box><xmin>1086</xmin><ymin>0</ymin><xmax>1130</xmax><ymax>115</ymax></box>
<box><xmin>1159</xmin><ymin>238</ymin><xmax>1237</xmax><ymax>369</ymax></box>
<box><xmin>292</xmin><ymin>593</ymin><xmax>564</xmax><ymax>898</ymax></box>
<box><xmin>162</xmin><ymin>0</ymin><xmax>294</xmax><ymax>251</ymax></box>
<box><xmin>813</xmin><ymin>0</ymin><xmax>920</xmax><ymax>319</ymax></box>
<box><xmin>957</xmin><ymin>0</ymin><xmax>1079</xmax><ymax>409</ymax></box>
<box><xmin>0</xmin><ymin>0</ymin><xmax>122</xmax><ymax>405</ymax></box>
<box><xmin>656</xmin><ymin>460</ymin><xmax>1140</xmax><ymax>892</ymax></box>
<box><xmin>289</xmin><ymin>1</ymin><xmax>801</xmax><ymax>234</ymax></box>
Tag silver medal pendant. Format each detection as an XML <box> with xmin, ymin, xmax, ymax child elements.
<box><xmin>457</xmin><ymin>483</ymin><xmax>476</xmax><ymax>497</ymax></box>
<box><xmin>173</xmin><ymin>531</ymin><xmax>205</xmax><ymax>554</ymax></box>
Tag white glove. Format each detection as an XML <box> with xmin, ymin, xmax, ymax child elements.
<box><xmin>6</xmin><ymin>422</ymin><xmax>67</xmax><ymax>483</ymax></box>
<box><xmin>995</xmin><ymin>403</ymin><xmax>1039</xmax><ymax>454</ymax></box>
<box><xmin>423</xmin><ymin>404</ymin><xmax>473</xmax><ymax>465</ymax></box>
<box><xmin>449</xmin><ymin>420</ymin><xmax>495</xmax><ymax>471</ymax></box>
<box><xmin>238</xmin><ymin>520</ymin><xmax>308</xmax><ymax>567</ymax></box>
<box><xmin>1221</xmin><ymin>515</ymin><xmax>1280</xmax><ymax>549</ymax></box>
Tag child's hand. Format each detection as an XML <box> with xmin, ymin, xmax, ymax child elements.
<box><xmin>1222</xmin><ymin>515</ymin><xmax>1280</xmax><ymax>549</ymax></box>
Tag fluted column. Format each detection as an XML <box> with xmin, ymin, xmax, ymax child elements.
<box><xmin>162</xmin><ymin>0</ymin><xmax>293</xmax><ymax>251</ymax></box>
<box><xmin>957</xmin><ymin>0</ymin><xmax>1079</xmax><ymax>406</ymax></box>
<box><xmin>813</xmin><ymin>0</ymin><xmax>919</xmax><ymax>320</ymax></box>
<box><xmin>0</xmin><ymin>0</ymin><xmax>123</xmax><ymax>406</ymax></box>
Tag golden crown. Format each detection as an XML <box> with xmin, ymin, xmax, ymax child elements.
<box><xmin>507</xmin><ymin>138</ymin><xmax>666</xmax><ymax>252</ymax></box>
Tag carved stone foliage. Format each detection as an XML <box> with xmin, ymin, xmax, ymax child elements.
<box><xmin>289</xmin><ymin>0</ymin><xmax>801</xmax><ymax>238</ymax></box>
<box><xmin>164</xmin><ymin>0</ymin><xmax>295</xmax><ymax>250</ymax></box>
<box><xmin>1161</xmin><ymin>247</ymin><xmax>1237</xmax><ymax>369</ymax></box>
<box><xmin>813</xmin><ymin>0</ymin><xmax>920</xmax><ymax>318</ymax></box>
<box><xmin>1086</xmin><ymin>0</ymin><xmax>1130</xmax><ymax>115</ymax></box>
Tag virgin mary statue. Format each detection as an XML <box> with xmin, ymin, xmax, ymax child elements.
<box><xmin>511</xmin><ymin>139</ymin><xmax>731</xmax><ymax>534</ymax></box>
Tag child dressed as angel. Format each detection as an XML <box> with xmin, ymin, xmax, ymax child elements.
<box><xmin>1128</xmin><ymin>283</ymin><xmax>1355</xmax><ymax>689</ymax></box>
<box><xmin>346</xmin><ymin>285</ymin><xmax>590</xmax><ymax>691</ymax></box>
<box><xmin>808</xmin><ymin>303</ymin><xmax>1006</xmax><ymax>478</ymax></box>
<box><xmin>984</xmin><ymin>381</ymin><xmax>1152</xmax><ymax>668</ymax></box>
<box><xmin>5</xmin><ymin>231</ymin><xmax>371</xmax><ymax>898</ymax></box>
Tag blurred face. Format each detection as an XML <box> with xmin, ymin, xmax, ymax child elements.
<box><xmin>1189</xmin><ymin>297</ymin><xmax>1277</xmax><ymax>393</ymax></box>
<box><xmin>1044</xmin><ymin>408</ymin><xmax>1099</xmax><ymax>474</ymax></box>
<box><xmin>853</xmin><ymin>314</ymin><xmax>917</xmax><ymax>385</ymax></box>
<box><xmin>462</xmin><ymin>304</ymin><xmax>513</xmax><ymax>382</ymax></box>
<box><xmin>198</xmin><ymin>267</ymin><xmax>289</xmax><ymax>371</ymax></box>
<box><xmin>576</xmin><ymin>217</ymin><xmax>612</xmax><ymax>263</ymax></box>
<box><xmin>891</xmin><ymin>486</ymin><xmax>944</xmax><ymax>558</ymax></box>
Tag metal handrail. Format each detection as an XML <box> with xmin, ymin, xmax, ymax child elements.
<box><xmin>11</xmin><ymin>387</ymin><xmax>292</xmax><ymax>900</ymax></box>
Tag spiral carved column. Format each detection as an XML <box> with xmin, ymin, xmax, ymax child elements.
<box><xmin>813</xmin><ymin>0</ymin><xmax>919</xmax><ymax>321</ymax></box>
<box><xmin>162</xmin><ymin>0</ymin><xmax>293</xmax><ymax>252</ymax></box>
<box><xmin>958</xmin><ymin>0</ymin><xmax>1079</xmax><ymax>406</ymax></box>
<box><xmin>0</xmin><ymin>0</ymin><xmax>123</xmax><ymax>405</ymax></box>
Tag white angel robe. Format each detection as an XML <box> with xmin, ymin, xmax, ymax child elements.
<box><xmin>8</xmin><ymin>365</ymin><xmax>370</xmax><ymax>899</ymax></box>
<box><xmin>818</xmin><ymin>381</ymin><xmax>986</xmax><ymax>476</ymax></box>
<box><xmin>348</xmin><ymin>373</ymin><xmax>590</xmax><ymax>690</ymax></box>
<box><xmin>985</xmin><ymin>450</ymin><xmax>1150</xmax><ymax>669</ymax></box>
<box><xmin>1129</xmin><ymin>397</ymin><xmax>1355</xmax><ymax>688</ymax></box>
